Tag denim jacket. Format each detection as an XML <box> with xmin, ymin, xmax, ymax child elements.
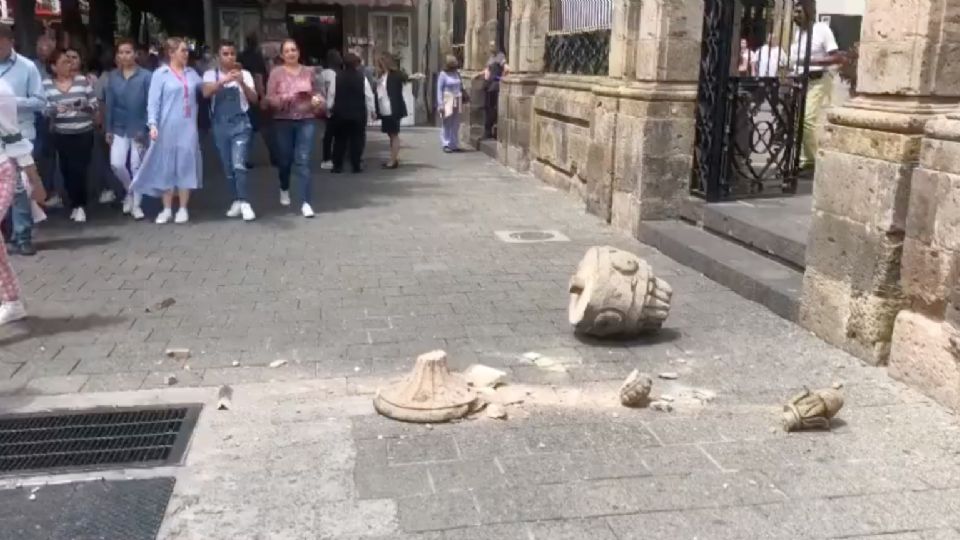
<box><xmin>104</xmin><ymin>67</ymin><xmax>152</xmax><ymax>139</ymax></box>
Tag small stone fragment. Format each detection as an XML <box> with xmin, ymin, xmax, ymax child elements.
<box><xmin>231</xmin><ymin>360</ymin><xmax>240</xmax><ymax>367</ymax></box>
<box><xmin>659</xmin><ymin>394</ymin><xmax>675</xmax><ymax>402</ymax></box>
<box><xmin>28</xmin><ymin>493</ymin><xmax>36</xmax><ymax>501</ymax></box>
<box><xmin>832</xmin><ymin>381</ymin><xmax>844</xmax><ymax>390</ymax></box>
<box><xmin>486</xmin><ymin>404</ymin><xmax>508</xmax><ymax>420</ymax></box>
<box><xmin>463</xmin><ymin>364</ymin><xmax>508</xmax><ymax>388</ymax></box>
<box><xmin>165</xmin><ymin>348</ymin><xmax>191</xmax><ymax>360</ymax></box>
<box><xmin>522</xmin><ymin>352</ymin><xmax>542</xmax><ymax>361</ymax></box>
<box><xmin>269</xmin><ymin>359</ymin><xmax>288</xmax><ymax>368</ymax></box>
<box><xmin>782</xmin><ymin>387</ymin><xmax>844</xmax><ymax>432</ymax></box>
<box><xmin>650</xmin><ymin>400</ymin><xmax>673</xmax><ymax>412</ymax></box>
<box><xmin>217</xmin><ymin>385</ymin><xmax>233</xmax><ymax>410</ymax></box>
<box><xmin>619</xmin><ymin>369</ymin><xmax>652</xmax><ymax>407</ymax></box>
<box><xmin>165</xmin><ymin>375</ymin><xmax>178</xmax><ymax>386</ymax></box>
<box><xmin>146</xmin><ymin>297</ymin><xmax>176</xmax><ymax>313</ymax></box>
<box><xmin>532</xmin><ymin>356</ymin><xmax>567</xmax><ymax>373</ymax></box>
<box><xmin>658</xmin><ymin>372</ymin><xmax>679</xmax><ymax>380</ymax></box>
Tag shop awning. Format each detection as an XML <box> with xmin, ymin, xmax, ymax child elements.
<box><xmin>296</xmin><ymin>0</ymin><xmax>415</xmax><ymax>7</ymax></box>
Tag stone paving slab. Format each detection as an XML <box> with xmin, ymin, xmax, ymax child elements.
<box><xmin>0</xmin><ymin>129</ymin><xmax>958</xmax><ymax>538</ymax></box>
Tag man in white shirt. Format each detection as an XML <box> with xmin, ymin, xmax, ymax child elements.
<box><xmin>201</xmin><ymin>41</ymin><xmax>259</xmax><ymax>221</ymax></box>
<box><xmin>791</xmin><ymin>0</ymin><xmax>843</xmax><ymax>171</ymax></box>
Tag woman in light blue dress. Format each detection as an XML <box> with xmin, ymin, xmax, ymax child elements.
<box><xmin>436</xmin><ymin>55</ymin><xmax>464</xmax><ymax>152</ymax></box>
<box><xmin>131</xmin><ymin>37</ymin><xmax>203</xmax><ymax>224</ymax></box>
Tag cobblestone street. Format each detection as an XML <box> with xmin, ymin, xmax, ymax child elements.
<box><xmin>1</xmin><ymin>129</ymin><xmax>959</xmax><ymax>538</ymax></box>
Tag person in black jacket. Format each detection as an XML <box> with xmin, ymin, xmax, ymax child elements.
<box><xmin>329</xmin><ymin>53</ymin><xmax>374</xmax><ymax>173</ymax></box>
<box><xmin>375</xmin><ymin>52</ymin><xmax>408</xmax><ymax>169</ymax></box>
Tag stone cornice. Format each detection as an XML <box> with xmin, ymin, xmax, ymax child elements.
<box><xmin>503</xmin><ymin>73</ymin><xmax>698</xmax><ymax>101</ymax></box>
<box><xmin>829</xmin><ymin>95</ymin><xmax>960</xmax><ymax>134</ymax></box>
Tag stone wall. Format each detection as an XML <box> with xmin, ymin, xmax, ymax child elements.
<box><xmin>888</xmin><ymin>113</ymin><xmax>960</xmax><ymax>410</ymax></box>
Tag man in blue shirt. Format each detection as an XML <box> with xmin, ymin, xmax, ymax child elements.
<box><xmin>0</xmin><ymin>25</ymin><xmax>44</xmax><ymax>256</ymax></box>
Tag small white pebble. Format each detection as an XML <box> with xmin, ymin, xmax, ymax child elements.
<box><xmin>231</xmin><ymin>361</ymin><xmax>240</xmax><ymax>367</ymax></box>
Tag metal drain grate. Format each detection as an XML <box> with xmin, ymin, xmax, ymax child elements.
<box><xmin>494</xmin><ymin>229</ymin><xmax>571</xmax><ymax>244</ymax></box>
<box><xmin>0</xmin><ymin>404</ymin><xmax>201</xmax><ymax>475</ymax></box>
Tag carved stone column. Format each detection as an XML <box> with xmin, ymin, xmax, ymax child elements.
<box><xmin>608</xmin><ymin>0</ymin><xmax>641</xmax><ymax>80</ymax></box>
<box><xmin>887</xmin><ymin>112</ymin><xmax>960</xmax><ymax>410</ymax></box>
<box><xmin>461</xmin><ymin>0</ymin><xmax>499</xmax><ymax>148</ymax></box>
<box><xmin>612</xmin><ymin>0</ymin><xmax>702</xmax><ymax>232</ymax></box>
<box><xmin>799</xmin><ymin>0</ymin><xmax>960</xmax><ymax>365</ymax></box>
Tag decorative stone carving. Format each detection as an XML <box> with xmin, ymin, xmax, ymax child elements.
<box><xmin>782</xmin><ymin>388</ymin><xmax>845</xmax><ymax>432</ymax></box>
<box><xmin>568</xmin><ymin>246</ymin><xmax>673</xmax><ymax>337</ymax></box>
<box><xmin>373</xmin><ymin>350</ymin><xmax>478</xmax><ymax>423</ymax></box>
<box><xmin>619</xmin><ymin>369</ymin><xmax>652</xmax><ymax>407</ymax></box>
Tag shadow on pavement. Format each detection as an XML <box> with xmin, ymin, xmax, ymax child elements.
<box><xmin>0</xmin><ymin>314</ymin><xmax>129</xmax><ymax>349</ymax></box>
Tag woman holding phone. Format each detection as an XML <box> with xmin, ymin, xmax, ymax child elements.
<box><xmin>43</xmin><ymin>48</ymin><xmax>98</xmax><ymax>223</ymax></box>
<box><xmin>265</xmin><ymin>38</ymin><xmax>322</xmax><ymax>218</ymax></box>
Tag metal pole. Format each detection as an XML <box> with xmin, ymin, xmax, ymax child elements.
<box><xmin>203</xmin><ymin>0</ymin><xmax>215</xmax><ymax>47</ymax></box>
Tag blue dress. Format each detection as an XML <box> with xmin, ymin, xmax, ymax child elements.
<box><xmin>131</xmin><ymin>65</ymin><xmax>203</xmax><ymax>197</ymax></box>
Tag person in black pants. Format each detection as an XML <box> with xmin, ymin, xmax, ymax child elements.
<box><xmin>318</xmin><ymin>49</ymin><xmax>342</xmax><ymax>170</ymax></box>
<box><xmin>330</xmin><ymin>53</ymin><xmax>374</xmax><ymax>174</ymax></box>
<box><xmin>375</xmin><ymin>52</ymin><xmax>408</xmax><ymax>169</ymax></box>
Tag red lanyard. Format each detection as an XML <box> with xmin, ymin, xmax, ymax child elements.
<box><xmin>170</xmin><ymin>68</ymin><xmax>191</xmax><ymax>118</ymax></box>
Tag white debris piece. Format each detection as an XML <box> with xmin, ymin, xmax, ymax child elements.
<box><xmin>463</xmin><ymin>364</ymin><xmax>508</xmax><ymax>388</ymax></box>
<box><xmin>165</xmin><ymin>348</ymin><xmax>191</xmax><ymax>360</ymax></box>
<box><xmin>658</xmin><ymin>372</ymin><xmax>679</xmax><ymax>380</ymax></box>
<box><xmin>485</xmin><ymin>404</ymin><xmax>508</xmax><ymax>420</ymax></box>
<box><xmin>269</xmin><ymin>359</ymin><xmax>288</xmax><ymax>368</ymax></box>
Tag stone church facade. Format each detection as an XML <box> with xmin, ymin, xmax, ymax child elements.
<box><xmin>460</xmin><ymin>0</ymin><xmax>960</xmax><ymax>412</ymax></box>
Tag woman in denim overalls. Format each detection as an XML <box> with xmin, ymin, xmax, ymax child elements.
<box><xmin>202</xmin><ymin>41</ymin><xmax>259</xmax><ymax>221</ymax></box>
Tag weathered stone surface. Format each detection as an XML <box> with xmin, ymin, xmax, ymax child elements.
<box><xmin>619</xmin><ymin>369</ymin><xmax>652</xmax><ymax>407</ymax></box>
<box><xmin>819</xmin><ymin>123</ymin><xmax>923</xmax><ymax>163</ymax></box>
<box><xmin>812</xmin><ymin>150</ymin><xmax>912</xmax><ymax>234</ymax></box>
<box><xmin>373</xmin><ymin>350</ymin><xmax>478</xmax><ymax>423</ymax></box>
<box><xmin>889</xmin><ymin>310</ymin><xmax>960</xmax><ymax>411</ymax></box>
<box><xmin>901</xmin><ymin>237</ymin><xmax>958</xmax><ymax>316</ymax></box>
<box><xmin>782</xmin><ymin>388</ymin><xmax>845</xmax><ymax>432</ymax></box>
<box><xmin>568</xmin><ymin>246</ymin><xmax>673</xmax><ymax>337</ymax></box>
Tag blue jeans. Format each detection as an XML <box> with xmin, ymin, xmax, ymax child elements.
<box><xmin>3</xmin><ymin>137</ymin><xmax>35</xmax><ymax>247</ymax></box>
<box><xmin>274</xmin><ymin>119</ymin><xmax>316</xmax><ymax>204</ymax></box>
<box><xmin>212</xmin><ymin>121</ymin><xmax>252</xmax><ymax>202</ymax></box>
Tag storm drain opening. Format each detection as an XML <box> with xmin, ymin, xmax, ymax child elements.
<box><xmin>495</xmin><ymin>230</ymin><xmax>571</xmax><ymax>243</ymax></box>
<box><xmin>0</xmin><ymin>404</ymin><xmax>202</xmax><ymax>476</ymax></box>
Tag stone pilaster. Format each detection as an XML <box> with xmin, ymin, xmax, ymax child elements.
<box><xmin>887</xmin><ymin>112</ymin><xmax>960</xmax><ymax>410</ymax></box>
<box><xmin>609</xmin><ymin>0</ymin><xmax>702</xmax><ymax>228</ymax></box>
<box><xmin>497</xmin><ymin>0</ymin><xmax>547</xmax><ymax>169</ymax></box>
<box><xmin>608</xmin><ymin>0</ymin><xmax>641</xmax><ymax>80</ymax></box>
<box><xmin>799</xmin><ymin>0</ymin><xmax>960</xmax><ymax>365</ymax></box>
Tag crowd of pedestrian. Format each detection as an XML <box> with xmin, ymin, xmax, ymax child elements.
<box><xmin>0</xmin><ymin>25</ymin><xmax>474</xmax><ymax>327</ymax></box>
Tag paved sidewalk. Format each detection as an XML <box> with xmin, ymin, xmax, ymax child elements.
<box><xmin>0</xmin><ymin>128</ymin><xmax>959</xmax><ymax>538</ymax></box>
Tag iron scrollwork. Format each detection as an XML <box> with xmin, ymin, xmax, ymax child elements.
<box><xmin>544</xmin><ymin>30</ymin><xmax>611</xmax><ymax>76</ymax></box>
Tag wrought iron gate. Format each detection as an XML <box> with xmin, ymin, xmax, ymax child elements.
<box><xmin>496</xmin><ymin>0</ymin><xmax>511</xmax><ymax>54</ymax></box>
<box><xmin>692</xmin><ymin>0</ymin><xmax>813</xmax><ymax>201</ymax></box>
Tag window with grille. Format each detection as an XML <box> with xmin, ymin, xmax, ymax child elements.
<box><xmin>545</xmin><ymin>0</ymin><xmax>612</xmax><ymax>75</ymax></box>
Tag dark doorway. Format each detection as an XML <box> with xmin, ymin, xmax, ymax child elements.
<box><xmin>287</xmin><ymin>6</ymin><xmax>344</xmax><ymax>67</ymax></box>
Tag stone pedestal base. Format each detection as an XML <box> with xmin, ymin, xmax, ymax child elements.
<box><xmin>889</xmin><ymin>310</ymin><xmax>960</xmax><ymax>411</ymax></box>
<box><xmin>373</xmin><ymin>351</ymin><xmax>477</xmax><ymax>423</ymax></box>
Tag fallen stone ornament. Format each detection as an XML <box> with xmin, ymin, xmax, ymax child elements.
<box><xmin>568</xmin><ymin>246</ymin><xmax>673</xmax><ymax>337</ymax></box>
<box><xmin>374</xmin><ymin>350</ymin><xmax>478</xmax><ymax>423</ymax></box>
<box><xmin>782</xmin><ymin>387</ymin><xmax>844</xmax><ymax>432</ymax></box>
<box><xmin>619</xmin><ymin>369</ymin><xmax>652</xmax><ymax>407</ymax></box>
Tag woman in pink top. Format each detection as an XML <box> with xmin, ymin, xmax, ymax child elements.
<box><xmin>265</xmin><ymin>39</ymin><xmax>323</xmax><ymax>218</ymax></box>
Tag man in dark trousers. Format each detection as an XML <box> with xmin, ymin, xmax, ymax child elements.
<box><xmin>329</xmin><ymin>53</ymin><xmax>374</xmax><ymax>174</ymax></box>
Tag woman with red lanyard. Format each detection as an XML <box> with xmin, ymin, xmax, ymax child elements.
<box><xmin>130</xmin><ymin>37</ymin><xmax>204</xmax><ymax>224</ymax></box>
<box><xmin>265</xmin><ymin>38</ymin><xmax>323</xmax><ymax>218</ymax></box>
<box><xmin>0</xmin><ymin>77</ymin><xmax>45</xmax><ymax>325</ymax></box>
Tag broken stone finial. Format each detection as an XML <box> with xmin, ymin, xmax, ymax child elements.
<box><xmin>782</xmin><ymin>387</ymin><xmax>844</xmax><ymax>432</ymax></box>
<box><xmin>619</xmin><ymin>369</ymin><xmax>653</xmax><ymax>407</ymax></box>
<box><xmin>568</xmin><ymin>246</ymin><xmax>673</xmax><ymax>337</ymax></box>
<box><xmin>374</xmin><ymin>350</ymin><xmax>478</xmax><ymax>423</ymax></box>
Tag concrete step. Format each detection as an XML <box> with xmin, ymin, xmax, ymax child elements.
<box><xmin>687</xmin><ymin>197</ymin><xmax>812</xmax><ymax>269</ymax></box>
<box><xmin>640</xmin><ymin>220</ymin><xmax>803</xmax><ymax>321</ymax></box>
<box><xmin>478</xmin><ymin>139</ymin><xmax>498</xmax><ymax>160</ymax></box>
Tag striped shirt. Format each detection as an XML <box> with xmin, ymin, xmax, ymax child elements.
<box><xmin>43</xmin><ymin>75</ymin><xmax>98</xmax><ymax>134</ymax></box>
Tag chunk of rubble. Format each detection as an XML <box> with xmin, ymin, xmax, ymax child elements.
<box><xmin>165</xmin><ymin>348</ymin><xmax>191</xmax><ymax>360</ymax></box>
<box><xmin>463</xmin><ymin>364</ymin><xmax>507</xmax><ymax>388</ymax></box>
<box><xmin>619</xmin><ymin>369</ymin><xmax>652</xmax><ymax>407</ymax></box>
<box><xmin>373</xmin><ymin>350</ymin><xmax>477</xmax><ymax>423</ymax></box>
<box><xmin>568</xmin><ymin>246</ymin><xmax>673</xmax><ymax>338</ymax></box>
<box><xmin>269</xmin><ymin>359</ymin><xmax>288</xmax><ymax>368</ymax></box>
<box><xmin>782</xmin><ymin>387</ymin><xmax>844</xmax><ymax>432</ymax></box>
<box><xmin>485</xmin><ymin>404</ymin><xmax>508</xmax><ymax>420</ymax></box>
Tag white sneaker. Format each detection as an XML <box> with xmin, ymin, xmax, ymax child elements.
<box><xmin>0</xmin><ymin>301</ymin><xmax>27</xmax><ymax>326</ymax></box>
<box><xmin>131</xmin><ymin>205</ymin><xmax>145</xmax><ymax>220</ymax></box>
<box><xmin>99</xmin><ymin>190</ymin><xmax>116</xmax><ymax>204</ymax></box>
<box><xmin>226</xmin><ymin>201</ymin><xmax>242</xmax><ymax>218</ymax></box>
<box><xmin>45</xmin><ymin>194</ymin><xmax>63</xmax><ymax>209</ymax></box>
<box><xmin>122</xmin><ymin>194</ymin><xmax>133</xmax><ymax>215</ymax></box>
<box><xmin>155</xmin><ymin>208</ymin><xmax>173</xmax><ymax>224</ymax></box>
<box><xmin>240</xmin><ymin>202</ymin><xmax>256</xmax><ymax>222</ymax></box>
<box><xmin>301</xmin><ymin>203</ymin><xmax>315</xmax><ymax>218</ymax></box>
<box><xmin>320</xmin><ymin>161</ymin><xmax>333</xmax><ymax>170</ymax></box>
<box><xmin>73</xmin><ymin>207</ymin><xmax>86</xmax><ymax>223</ymax></box>
<box><xmin>69</xmin><ymin>208</ymin><xmax>78</xmax><ymax>220</ymax></box>
<box><xmin>279</xmin><ymin>190</ymin><xmax>291</xmax><ymax>207</ymax></box>
<box><xmin>174</xmin><ymin>208</ymin><xmax>189</xmax><ymax>224</ymax></box>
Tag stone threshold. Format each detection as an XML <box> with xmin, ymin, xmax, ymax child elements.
<box><xmin>639</xmin><ymin>220</ymin><xmax>803</xmax><ymax>321</ymax></box>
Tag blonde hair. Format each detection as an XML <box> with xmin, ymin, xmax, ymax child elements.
<box><xmin>164</xmin><ymin>37</ymin><xmax>185</xmax><ymax>56</ymax></box>
<box><xmin>377</xmin><ymin>52</ymin><xmax>397</xmax><ymax>74</ymax></box>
